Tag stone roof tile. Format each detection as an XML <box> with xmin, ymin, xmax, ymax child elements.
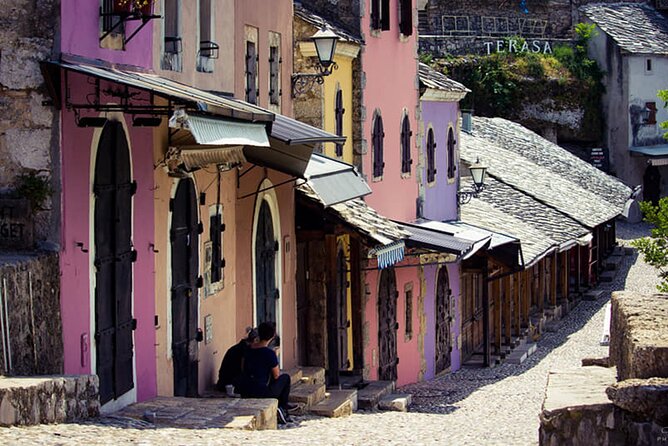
<box><xmin>419</xmin><ymin>63</ymin><xmax>471</xmax><ymax>93</ymax></box>
<box><xmin>581</xmin><ymin>3</ymin><xmax>668</xmax><ymax>55</ymax></box>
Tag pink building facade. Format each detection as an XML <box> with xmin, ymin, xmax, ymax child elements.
<box><xmin>56</xmin><ymin>0</ymin><xmax>158</xmax><ymax>410</ymax></box>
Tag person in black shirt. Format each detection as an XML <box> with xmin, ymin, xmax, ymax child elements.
<box><xmin>238</xmin><ymin>322</ymin><xmax>294</xmax><ymax>423</ymax></box>
<box><xmin>216</xmin><ymin>327</ymin><xmax>258</xmax><ymax>394</ymax></box>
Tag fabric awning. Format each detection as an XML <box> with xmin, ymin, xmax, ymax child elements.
<box><xmin>303</xmin><ymin>154</ymin><xmax>371</xmax><ymax>206</ymax></box>
<box><xmin>168</xmin><ymin>110</ymin><xmax>269</xmax><ymax>170</ymax></box>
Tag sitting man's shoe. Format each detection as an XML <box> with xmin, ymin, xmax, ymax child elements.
<box><xmin>286</xmin><ymin>402</ymin><xmax>299</xmax><ymax>413</ymax></box>
<box><xmin>277</xmin><ymin>407</ymin><xmax>291</xmax><ymax>425</ymax></box>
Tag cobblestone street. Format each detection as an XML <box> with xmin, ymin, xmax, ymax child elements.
<box><xmin>0</xmin><ymin>221</ymin><xmax>659</xmax><ymax>446</ymax></box>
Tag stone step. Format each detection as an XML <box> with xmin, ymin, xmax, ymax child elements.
<box><xmin>309</xmin><ymin>389</ymin><xmax>357</xmax><ymax>418</ymax></box>
<box><xmin>299</xmin><ymin>367</ymin><xmax>326</xmax><ymax>386</ymax></box>
<box><xmin>0</xmin><ymin>375</ymin><xmax>100</xmax><ymax>427</ymax></box>
<box><xmin>506</xmin><ymin>349</ymin><xmax>528</xmax><ymax>365</ymax></box>
<box><xmin>378</xmin><ymin>393</ymin><xmax>412</xmax><ymax>412</ymax></box>
<box><xmin>357</xmin><ymin>380</ymin><xmax>395</xmax><ymax>410</ymax></box>
<box><xmin>285</xmin><ymin>368</ymin><xmax>303</xmax><ymax>386</ymax></box>
<box><xmin>288</xmin><ymin>382</ymin><xmax>326</xmax><ymax>409</ymax></box>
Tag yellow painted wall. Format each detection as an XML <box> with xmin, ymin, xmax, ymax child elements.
<box><xmin>322</xmin><ymin>51</ymin><xmax>355</xmax><ymax>165</ymax></box>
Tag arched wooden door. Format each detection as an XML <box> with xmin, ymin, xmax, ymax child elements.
<box><xmin>435</xmin><ymin>267</ymin><xmax>452</xmax><ymax>375</ymax></box>
<box><xmin>378</xmin><ymin>268</ymin><xmax>398</xmax><ymax>381</ymax></box>
<box><xmin>171</xmin><ymin>178</ymin><xmax>199</xmax><ymax>397</ymax></box>
<box><xmin>255</xmin><ymin>200</ymin><xmax>277</xmax><ymax>324</ymax></box>
<box><xmin>94</xmin><ymin>121</ymin><xmax>135</xmax><ymax>405</ymax></box>
<box><xmin>336</xmin><ymin>247</ymin><xmax>349</xmax><ymax>370</ymax></box>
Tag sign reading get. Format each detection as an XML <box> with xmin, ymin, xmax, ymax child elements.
<box><xmin>485</xmin><ymin>39</ymin><xmax>553</xmax><ymax>55</ymax></box>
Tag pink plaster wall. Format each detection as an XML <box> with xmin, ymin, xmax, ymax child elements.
<box><xmin>361</xmin><ymin>0</ymin><xmax>419</xmax><ymax>222</ymax></box>
<box><xmin>234</xmin><ymin>0</ymin><xmax>294</xmax><ymax>113</ymax></box>
<box><xmin>61</xmin><ymin>0</ymin><xmax>154</xmax><ymax>68</ymax></box>
<box><xmin>59</xmin><ymin>71</ymin><xmax>156</xmax><ymax>401</ymax></box>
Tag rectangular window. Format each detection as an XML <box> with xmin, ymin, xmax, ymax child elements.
<box><xmin>210</xmin><ymin>210</ymin><xmax>224</xmax><ymax>283</ymax></box>
<box><xmin>400</xmin><ymin>0</ymin><xmax>413</xmax><ymax>36</ymax></box>
<box><xmin>646</xmin><ymin>58</ymin><xmax>653</xmax><ymax>73</ymax></box>
<box><xmin>371</xmin><ymin>0</ymin><xmax>390</xmax><ymax>31</ymax></box>
<box><xmin>162</xmin><ymin>0</ymin><xmax>182</xmax><ymax>71</ymax></box>
<box><xmin>269</xmin><ymin>46</ymin><xmax>280</xmax><ymax>105</ymax></box>
<box><xmin>101</xmin><ymin>0</ymin><xmax>123</xmax><ymax>34</ymax></box>
<box><xmin>646</xmin><ymin>102</ymin><xmax>657</xmax><ymax>125</ymax></box>
<box><xmin>197</xmin><ymin>0</ymin><xmax>216</xmax><ymax>73</ymax></box>
<box><xmin>246</xmin><ymin>41</ymin><xmax>258</xmax><ymax>104</ymax></box>
<box><xmin>405</xmin><ymin>289</ymin><xmax>413</xmax><ymax>339</ymax></box>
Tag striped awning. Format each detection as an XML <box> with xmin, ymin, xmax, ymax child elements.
<box><xmin>370</xmin><ymin>241</ymin><xmax>406</xmax><ymax>269</ymax></box>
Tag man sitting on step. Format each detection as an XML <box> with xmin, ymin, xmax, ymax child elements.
<box><xmin>237</xmin><ymin>321</ymin><xmax>296</xmax><ymax>424</ymax></box>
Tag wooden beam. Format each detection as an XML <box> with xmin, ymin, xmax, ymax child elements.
<box><xmin>513</xmin><ymin>273</ymin><xmax>521</xmax><ymax>337</ymax></box>
<box><xmin>503</xmin><ymin>276</ymin><xmax>511</xmax><ymax>345</ymax></box>
<box><xmin>493</xmin><ymin>279</ymin><xmax>501</xmax><ymax>355</ymax></box>
<box><xmin>551</xmin><ymin>253</ymin><xmax>558</xmax><ymax>307</ymax></box>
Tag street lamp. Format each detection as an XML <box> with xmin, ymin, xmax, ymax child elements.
<box><xmin>292</xmin><ymin>29</ymin><xmax>339</xmax><ymax>97</ymax></box>
<box><xmin>639</xmin><ymin>105</ymin><xmax>652</xmax><ymax>124</ymax></box>
<box><xmin>458</xmin><ymin>157</ymin><xmax>488</xmax><ymax>204</ymax></box>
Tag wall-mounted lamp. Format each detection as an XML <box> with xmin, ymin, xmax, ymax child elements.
<box><xmin>640</xmin><ymin>105</ymin><xmax>652</xmax><ymax>124</ymax></box>
<box><xmin>458</xmin><ymin>157</ymin><xmax>487</xmax><ymax>204</ymax></box>
<box><xmin>291</xmin><ymin>28</ymin><xmax>339</xmax><ymax>97</ymax></box>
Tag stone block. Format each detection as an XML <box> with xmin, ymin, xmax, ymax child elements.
<box><xmin>4</xmin><ymin>128</ymin><xmax>52</xmax><ymax>171</ymax></box>
<box><xmin>606</xmin><ymin>378</ymin><xmax>668</xmax><ymax>426</ymax></box>
<box><xmin>378</xmin><ymin>393</ymin><xmax>412</xmax><ymax>412</ymax></box>
<box><xmin>0</xmin><ymin>38</ymin><xmax>52</xmax><ymax>90</ymax></box>
<box><xmin>609</xmin><ymin>292</ymin><xmax>668</xmax><ymax>380</ymax></box>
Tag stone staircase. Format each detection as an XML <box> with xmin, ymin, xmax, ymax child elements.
<box><xmin>287</xmin><ymin>369</ymin><xmax>412</xmax><ymax>415</ymax></box>
<box><xmin>505</xmin><ymin>335</ymin><xmax>538</xmax><ymax>365</ymax></box>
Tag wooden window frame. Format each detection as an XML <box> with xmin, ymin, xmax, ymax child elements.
<box><xmin>371</xmin><ymin>0</ymin><xmax>391</xmax><ymax>31</ymax></box>
<box><xmin>447</xmin><ymin>127</ymin><xmax>456</xmax><ymax>179</ymax></box>
<box><xmin>246</xmin><ymin>41</ymin><xmax>258</xmax><ymax>104</ymax></box>
<box><xmin>269</xmin><ymin>45</ymin><xmax>280</xmax><ymax>106</ymax></box>
<box><xmin>373</xmin><ymin>114</ymin><xmax>385</xmax><ymax>178</ymax></box>
<box><xmin>399</xmin><ymin>0</ymin><xmax>413</xmax><ymax>36</ymax></box>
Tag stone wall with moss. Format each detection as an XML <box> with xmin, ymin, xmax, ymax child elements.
<box><xmin>0</xmin><ymin>0</ymin><xmax>60</xmax><ymax>244</ymax></box>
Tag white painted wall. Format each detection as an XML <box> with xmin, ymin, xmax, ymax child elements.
<box><xmin>628</xmin><ymin>55</ymin><xmax>668</xmax><ymax>148</ymax></box>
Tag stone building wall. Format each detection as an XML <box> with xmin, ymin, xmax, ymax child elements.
<box><xmin>296</xmin><ymin>0</ymin><xmax>361</xmax><ymax>37</ymax></box>
<box><xmin>0</xmin><ymin>0</ymin><xmax>60</xmax><ymax>244</ymax></box>
<box><xmin>420</xmin><ymin>0</ymin><xmax>647</xmax><ymax>55</ymax></box>
<box><xmin>0</xmin><ymin>252</ymin><xmax>63</xmax><ymax>376</ymax></box>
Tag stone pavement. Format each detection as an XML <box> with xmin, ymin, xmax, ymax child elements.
<box><xmin>0</xmin><ymin>221</ymin><xmax>660</xmax><ymax>446</ymax></box>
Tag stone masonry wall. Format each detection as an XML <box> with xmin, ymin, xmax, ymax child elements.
<box><xmin>0</xmin><ymin>252</ymin><xmax>63</xmax><ymax>376</ymax></box>
<box><xmin>0</xmin><ymin>375</ymin><xmax>99</xmax><ymax>426</ymax></box>
<box><xmin>609</xmin><ymin>292</ymin><xmax>668</xmax><ymax>381</ymax></box>
<box><xmin>422</xmin><ymin>0</ymin><xmax>647</xmax><ymax>39</ymax></box>
<box><xmin>0</xmin><ymin>0</ymin><xmax>60</xmax><ymax>244</ymax></box>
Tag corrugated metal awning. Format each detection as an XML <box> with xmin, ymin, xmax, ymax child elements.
<box><xmin>397</xmin><ymin>221</ymin><xmax>473</xmax><ymax>256</ymax></box>
<box><xmin>303</xmin><ymin>154</ymin><xmax>371</xmax><ymax>206</ymax></box>
<box><xmin>270</xmin><ymin>114</ymin><xmax>346</xmax><ymax>145</ymax></box>
<box><xmin>168</xmin><ymin>110</ymin><xmax>269</xmax><ymax>169</ymax></box>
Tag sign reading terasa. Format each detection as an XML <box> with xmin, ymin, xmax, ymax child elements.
<box><xmin>484</xmin><ymin>39</ymin><xmax>553</xmax><ymax>55</ymax></box>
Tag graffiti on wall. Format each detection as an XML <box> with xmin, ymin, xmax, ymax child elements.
<box><xmin>441</xmin><ymin>15</ymin><xmax>548</xmax><ymax>37</ymax></box>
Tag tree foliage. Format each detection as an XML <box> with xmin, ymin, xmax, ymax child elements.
<box><xmin>659</xmin><ymin>89</ymin><xmax>668</xmax><ymax>140</ymax></box>
<box><xmin>631</xmin><ymin>198</ymin><xmax>668</xmax><ymax>292</ymax></box>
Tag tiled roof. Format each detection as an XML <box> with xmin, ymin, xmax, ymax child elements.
<box><xmin>461</xmin><ymin>177</ymin><xmax>590</xmax><ymax>265</ymax></box>
<box><xmin>294</xmin><ymin>5</ymin><xmax>362</xmax><ymax>44</ymax></box>
<box><xmin>297</xmin><ymin>183</ymin><xmax>409</xmax><ymax>245</ymax></box>
<box><xmin>581</xmin><ymin>3</ymin><xmax>668</xmax><ymax>55</ymax></box>
<box><xmin>418</xmin><ymin>63</ymin><xmax>471</xmax><ymax>93</ymax></box>
<box><xmin>461</xmin><ymin>197</ymin><xmax>557</xmax><ymax>266</ymax></box>
<box><xmin>460</xmin><ymin>117</ymin><xmax>632</xmax><ymax>228</ymax></box>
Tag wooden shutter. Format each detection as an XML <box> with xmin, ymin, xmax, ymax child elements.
<box><xmin>371</xmin><ymin>0</ymin><xmax>381</xmax><ymax>29</ymax></box>
<box><xmin>373</xmin><ymin>116</ymin><xmax>385</xmax><ymax>177</ymax></box>
<box><xmin>381</xmin><ymin>0</ymin><xmax>391</xmax><ymax>30</ymax></box>
<box><xmin>335</xmin><ymin>89</ymin><xmax>344</xmax><ymax>157</ymax></box>
<box><xmin>401</xmin><ymin>116</ymin><xmax>412</xmax><ymax>173</ymax></box>
<box><xmin>269</xmin><ymin>46</ymin><xmax>280</xmax><ymax>105</ymax></box>
<box><xmin>447</xmin><ymin>128</ymin><xmax>456</xmax><ymax>179</ymax></box>
<box><xmin>427</xmin><ymin>128</ymin><xmax>436</xmax><ymax>182</ymax></box>
<box><xmin>400</xmin><ymin>0</ymin><xmax>413</xmax><ymax>36</ymax></box>
<box><xmin>246</xmin><ymin>41</ymin><xmax>257</xmax><ymax>104</ymax></box>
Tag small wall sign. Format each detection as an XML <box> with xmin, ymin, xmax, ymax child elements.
<box><xmin>0</xmin><ymin>198</ymin><xmax>33</xmax><ymax>249</ymax></box>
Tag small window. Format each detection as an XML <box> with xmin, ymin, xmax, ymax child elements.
<box><xmin>399</xmin><ymin>0</ymin><xmax>413</xmax><ymax>36</ymax></box>
<box><xmin>400</xmin><ymin>115</ymin><xmax>412</xmax><ymax>174</ymax></box>
<box><xmin>269</xmin><ymin>46</ymin><xmax>280</xmax><ymax>106</ymax></box>
<box><xmin>197</xmin><ymin>0</ymin><xmax>216</xmax><ymax>73</ymax></box>
<box><xmin>447</xmin><ymin>128</ymin><xmax>456</xmax><ymax>179</ymax></box>
<box><xmin>373</xmin><ymin>114</ymin><xmax>385</xmax><ymax>178</ymax></box>
<box><xmin>646</xmin><ymin>58</ymin><xmax>653</xmax><ymax>73</ymax></box>
<box><xmin>427</xmin><ymin>128</ymin><xmax>436</xmax><ymax>183</ymax></box>
<box><xmin>101</xmin><ymin>0</ymin><xmax>124</xmax><ymax>34</ymax></box>
<box><xmin>405</xmin><ymin>288</ymin><xmax>413</xmax><ymax>340</ymax></box>
<box><xmin>246</xmin><ymin>41</ymin><xmax>258</xmax><ymax>104</ymax></box>
<box><xmin>164</xmin><ymin>0</ymin><xmax>181</xmax><ymax>53</ymax></box>
<box><xmin>335</xmin><ymin>89</ymin><xmax>345</xmax><ymax>157</ymax></box>
<box><xmin>646</xmin><ymin>102</ymin><xmax>657</xmax><ymax>125</ymax></box>
<box><xmin>210</xmin><ymin>209</ymin><xmax>224</xmax><ymax>284</ymax></box>
<box><xmin>371</xmin><ymin>0</ymin><xmax>390</xmax><ymax>31</ymax></box>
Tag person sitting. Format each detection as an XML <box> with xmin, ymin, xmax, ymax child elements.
<box><xmin>237</xmin><ymin>321</ymin><xmax>294</xmax><ymax>423</ymax></box>
<box><xmin>216</xmin><ymin>327</ymin><xmax>258</xmax><ymax>394</ymax></box>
